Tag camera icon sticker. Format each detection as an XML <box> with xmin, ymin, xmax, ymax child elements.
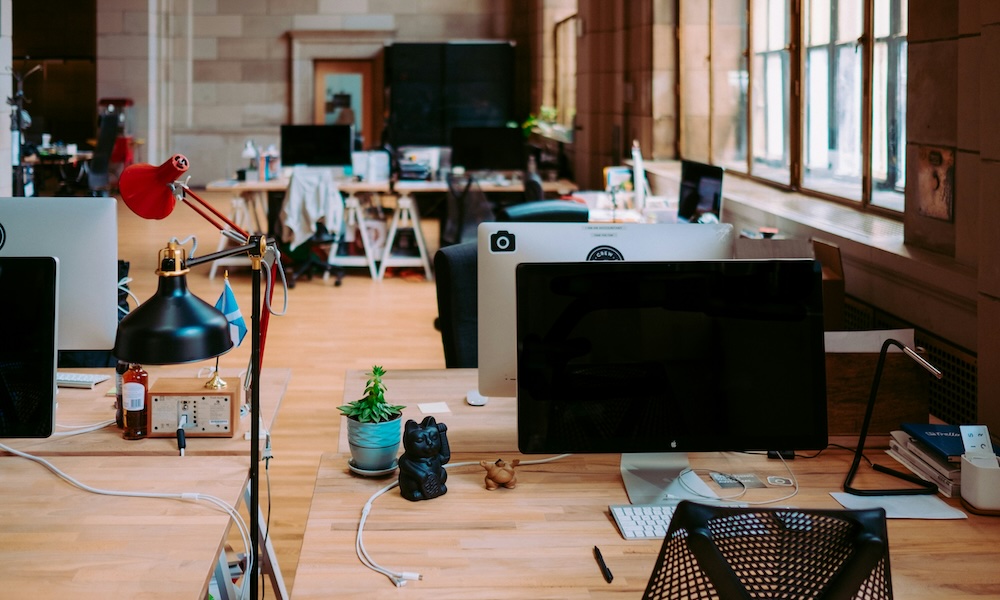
<box><xmin>489</xmin><ymin>230</ymin><xmax>516</xmax><ymax>253</ymax></box>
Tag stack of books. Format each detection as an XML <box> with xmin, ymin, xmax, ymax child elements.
<box><xmin>887</xmin><ymin>423</ymin><xmax>964</xmax><ymax>497</ymax></box>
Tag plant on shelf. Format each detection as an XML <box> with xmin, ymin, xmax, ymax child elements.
<box><xmin>338</xmin><ymin>365</ymin><xmax>406</xmax><ymax>474</ymax></box>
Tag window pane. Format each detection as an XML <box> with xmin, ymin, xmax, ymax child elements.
<box><xmin>711</xmin><ymin>0</ymin><xmax>748</xmax><ymax>171</ymax></box>
<box><xmin>750</xmin><ymin>0</ymin><xmax>790</xmax><ymax>184</ymax></box>
<box><xmin>768</xmin><ymin>0</ymin><xmax>786</xmax><ymax>50</ymax></box>
<box><xmin>874</xmin><ymin>0</ymin><xmax>890</xmax><ymax>38</ymax></box>
<box><xmin>837</xmin><ymin>0</ymin><xmax>863</xmax><ymax>43</ymax></box>
<box><xmin>807</xmin><ymin>0</ymin><xmax>830</xmax><ymax>45</ymax></box>
<box><xmin>802</xmin><ymin>42</ymin><xmax>862</xmax><ymax>200</ymax></box>
<box><xmin>871</xmin><ymin>33</ymin><xmax>906</xmax><ymax>212</ymax></box>
<box><xmin>804</xmin><ymin>47</ymin><xmax>829</xmax><ymax>171</ymax></box>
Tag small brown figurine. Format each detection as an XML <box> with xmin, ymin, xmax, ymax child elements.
<box><xmin>480</xmin><ymin>458</ymin><xmax>520</xmax><ymax>490</ymax></box>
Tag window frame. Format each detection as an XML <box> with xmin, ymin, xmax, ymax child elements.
<box><xmin>684</xmin><ymin>0</ymin><xmax>906</xmax><ymax>217</ymax></box>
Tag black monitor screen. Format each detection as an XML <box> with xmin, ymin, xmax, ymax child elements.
<box><xmin>515</xmin><ymin>259</ymin><xmax>827</xmax><ymax>455</ymax></box>
<box><xmin>678</xmin><ymin>160</ymin><xmax>724</xmax><ymax>222</ymax></box>
<box><xmin>450</xmin><ymin>126</ymin><xmax>525</xmax><ymax>172</ymax></box>
<box><xmin>280</xmin><ymin>124</ymin><xmax>354</xmax><ymax>167</ymax></box>
<box><xmin>0</xmin><ymin>256</ymin><xmax>58</xmax><ymax>438</ymax></box>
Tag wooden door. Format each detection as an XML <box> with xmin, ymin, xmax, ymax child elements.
<box><xmin>313</xmin><ymin>60</ymin><xmax>379</xmax><ymax>148</ymax></box>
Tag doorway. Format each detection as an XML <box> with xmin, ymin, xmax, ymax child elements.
<box><xmin>313</xmin><ymin>60</ymin><xmax>380</xmax><ymax>149</ymax></box>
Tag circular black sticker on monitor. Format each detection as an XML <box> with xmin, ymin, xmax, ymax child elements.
<box><xmin>586</xmin><ymin>245</ymin><xmax>624</xmax><ymax>261</ymax></box>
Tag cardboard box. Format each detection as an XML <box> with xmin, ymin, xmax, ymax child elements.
<box><xmin>825</xmin><ymin>330</ymin><xmax>929</xmax><ymax>447</ymax></box>
<box><xmin>734</xmin><ymin>237</ymin><xmax>844</xmax><ymax>330</ymax></box>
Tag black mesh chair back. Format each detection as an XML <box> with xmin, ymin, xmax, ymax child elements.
<box><xmin>643</xmin><ymin>501</ymin><xmax>892</xmax><ymax>600</ymax></box>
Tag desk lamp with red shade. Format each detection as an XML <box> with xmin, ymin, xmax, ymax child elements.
<box><xmin>114</xmin><ymin>154</ymin><xmax>280</xmax><ymax>599</ymax></box>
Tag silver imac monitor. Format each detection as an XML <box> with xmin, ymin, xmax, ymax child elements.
<box><xmin>477</xmin><ymin>222</ymin><xmax>736</xmax><ymax>399</ymax></box>
<box><xmin>0</xmin><ymin>196</ymin><xmax>119</xmax><ymax>350</ymax></box>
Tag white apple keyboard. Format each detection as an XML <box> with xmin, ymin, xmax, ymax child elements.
<box><xmin>609</xmin><ymin>503</ymin><xmax>676</xmax><ymax>540</ymax></box>
<box><xmin>56</xmin><ymin>372</ymin><xmax>111</xmax><ymax>389</ymax></box>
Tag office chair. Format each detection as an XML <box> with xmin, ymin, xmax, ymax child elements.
<box><xmin>285</xmin><ymin>222</ymin><xmax>344</xmax><ymax>288</ymax></box>
<box><xmin>523</xmin><ymin>171</ymin><xmax>545</xmax><ymax>202</ymax></box>
<box><xmin>84</xmin><ymin>113</ymin><xmax>120</xmax><ymax>196</ymax></box>
<box><xmin>433</xmin><ymin>200</ymin><xmax>590</xmax><ymax>367</ymax></box>
<box><xmin>440</xmin><ymin>172</ymin><xmax>494</xmax><ymax>247</ymax></box>
<box><xmin>433</xmin><ymin>240</ymin><xmax>478</xmax><ymax>368</ymax></box>
<box><xmin>643</xmin><ymin>500</ymin><xmax>892</xmax><ymax>600</ymax></box>
<box><xmin>495</xmin><ymin>198</ymin><xmax>588</xmax><ymax>222</ymax></box>
<box><xmin>280</xmin><ymin>167</ymin><xmax>346</xmax><ymax>288</ymax></box>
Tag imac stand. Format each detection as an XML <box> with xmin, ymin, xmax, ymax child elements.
<box><xmin>620</xmin><ymin>452</ymin><xmax>719</xmax><ymax>505</ymax></box>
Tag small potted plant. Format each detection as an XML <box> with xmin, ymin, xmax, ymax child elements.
<box><xmin>338</xmin><ymin>365</ymin><xmax>406</xmax><ymax>475</ymax></box>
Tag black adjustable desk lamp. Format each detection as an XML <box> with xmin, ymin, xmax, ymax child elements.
<box><xmin>843</xmin><ymin>338</ymin><xmax>943</xmax><ymax>496</ymax></box>
<box><xmin>114</xmin><ymin>154</ymin><xmax>275</xmax><ymax>599</ymax></box>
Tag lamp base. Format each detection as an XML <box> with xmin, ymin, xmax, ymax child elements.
<box><xmin>148</xmin><ymin>377</ymin><xmax>241</xmax><ymax>438</ymax></box>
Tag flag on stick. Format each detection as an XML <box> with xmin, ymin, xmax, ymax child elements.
<box><xmin>215</xmin><ymin>273</ymin><xmax>247</xmax><ymax>346</ymax></box>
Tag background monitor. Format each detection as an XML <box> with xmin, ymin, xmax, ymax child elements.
<box><xmin>0</xmin><ymin>196</ymin><xmax>118</xmax><ymax>351</ymax></box>
<box><xmin>450</xmin><ymin>126</ymin><xmax>526</xmax><ymax>172</ymax></box>
<box><xmin>0</xmin><ymin>256</ymin><xmax>58</xmax><ymax>438</ymax></box>
<box><xmin>678</xmin><ymin>160</ymin><xmax>724</xmax><ymax>222</ymax></box>
<box><xmin>516</xmin><ymin>259</ymin><xmax>827</xmax><ymax>503</ymax></box>
<box><xmin>280</xmin><ymin>124</ymin><xmax>354</xmax><ymax>167</ymax></box>
<box><xmin>477</xmin><ymin>222</ymin><xmax>736</xmax><ymax>398</ymax></box>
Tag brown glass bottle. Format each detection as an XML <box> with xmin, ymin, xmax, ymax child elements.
<box><xmin>122</xmin><ymin>363</ymin><xmax>149</xmax><ymax>440</ymax></box>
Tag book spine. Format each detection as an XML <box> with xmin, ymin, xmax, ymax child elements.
<box><xmin>890</xmin><ymin>431</ymin><xmax>962</xmax><ymax>481</ymax></box>
<box><xmin>887</xmin><ymin>445</ymin><xmax>959</xmax><ymax>497</ymax></box>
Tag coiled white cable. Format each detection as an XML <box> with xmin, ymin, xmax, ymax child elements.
<box><xmin>355</xmin><ymin>453</ymin><xmax>572</xmax><ymax>586</ymax></box>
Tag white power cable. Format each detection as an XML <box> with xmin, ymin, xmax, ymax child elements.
<box><xmin>0</xmin><ymin>442</ymin><xmax>255</xmax><ymax>600</ymax></box>
<box><xmin>676</xmin><ymin>452</ymin><xmax>801</xmax><ymax>506</ymax></box>
<box><xmin>54</xmin><ymin>419</ymin><xmax>116</xmax><ymax>436</ymax></box>
<box><xmin>355</xmin><ymin>453</ymin><xmax>572</xmax><ymax>587</ymax></box>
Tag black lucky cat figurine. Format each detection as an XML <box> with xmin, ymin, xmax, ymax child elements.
<box><xmin>397</xmin><ymin>416</ymin><xmax>451</xmax><ymax>501</ymax></box>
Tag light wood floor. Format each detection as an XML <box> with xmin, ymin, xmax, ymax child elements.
<box><xmin>117</xmin><ymin>190</ymin><xmax>446</xmax><ymax>593</ymax></box>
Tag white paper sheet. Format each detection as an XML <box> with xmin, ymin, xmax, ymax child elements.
<box><xmin>830</xmin><ymin>492</ymin><xmax>967</xmax><ymax>519</ymax></box>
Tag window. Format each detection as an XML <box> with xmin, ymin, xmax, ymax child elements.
<box><xmin>680</xmin><ymin>0</ymin><xmax>908</xmax><ymax>213</ymax></box>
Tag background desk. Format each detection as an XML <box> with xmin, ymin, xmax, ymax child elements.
<box><xmin>0</xmin><ymin>454</ymin><xmax>248</xmax><ymax>599</ymax></box>
<box><xmin>206</xmin><ymin>178</ymin><xmax>390</xmax><ymax>279</ymax></box>
<box><xmin>296</xmin><ymin>368</ymin><xmax>1000</xmax><ymax>599</ymax></box>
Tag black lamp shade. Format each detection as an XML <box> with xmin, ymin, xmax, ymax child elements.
<box><xmin>114</xmin><ymin>271</ymin><xmax>234</xmax><ymax>365</ymax></box>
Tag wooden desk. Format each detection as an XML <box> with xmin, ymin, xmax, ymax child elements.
<box><xmin>2</xmin><ymin>367</ymin><xmax>290</xmax><ymax>457</ymax></box>
<box><xmin>0</xmin><ymin>454</ymin><xmax>248</xmax><ymax>599</ymax></box>
<box><xmin>0</xmin><ymin>367</ymin><xmax>291</xmax><ymax>598</ymax></box>
<box><xmin>295</xmin><ymin>368</ymin><xmax>1000</xmax><ymax>599</ymax></box>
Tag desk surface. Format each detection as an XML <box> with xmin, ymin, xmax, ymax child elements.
<box><xmin>394</xmin><ymin>177</ymin><xmax>577</xmax><ymax>195</ymax></box>
<box><xmin>205</xmin><ymin>177</ymin><xmax>577</xmax><ymax>196</ymax></box>
<box><xmin>1</xmin><ymin>367</ymin><xmax>290</xmax><ymax>456</ymax></box>
<box><xmin>0</xmin><ymin>454</ymin><xmax>248</xmax><ymax>599</ymax></box>
<box><xmin>205</xmin><ymin>177</ymin><xmax>389</xmax><ymax>194</ymax></box>
<box><xmin>296</xmin><ymin>368</ymin><xmax>1000</xmax><ymax>599</ymax></box>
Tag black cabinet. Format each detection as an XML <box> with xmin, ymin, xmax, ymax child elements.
<box><xmin>385</xmin><ymin>42</ymin><xmax>515</xmax><ymax>147</ymax></box>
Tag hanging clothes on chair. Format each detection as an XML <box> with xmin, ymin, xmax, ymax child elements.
<box><xmin>281</xmin><ymin>166</ymin><xmax>344</xmax><ymax>251</ymax></box>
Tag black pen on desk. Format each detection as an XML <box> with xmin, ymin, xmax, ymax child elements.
<box><xmin>593</xmin><ymin>545</ymin><xmax>613</xmax><ymax>583</ymax></box>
